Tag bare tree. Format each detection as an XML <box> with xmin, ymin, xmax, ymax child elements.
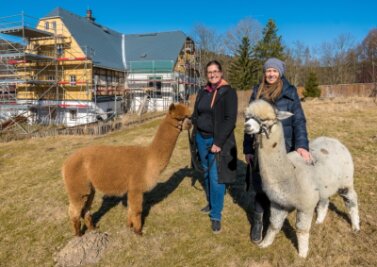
<box><xmin>191</xmin><ymin>24</ymin><xmax>224</xmax><ymax>54</ymax></box>
<box><xmin>191</xmin><ymin>24</ymin><xmax>226</xmax><ymax>79</ymax></box>
<box><xmin>333</xmin><ymin>33</ymin><xmax>356</xmax><ymax>84</ymax></box>
<box><xmin>318</xmin><ymin>34</ymin><xmax>357</xmax><ymax>85</ymax></box>
<box><xmin>285</xmin><ymin>41</ymin><xmax>310</xmax><ymax>86</ymax></box>
<box><xmin>319</xmin><ymin>41</ymin><xmax>337</xmax><ymax>84</ymax></box>
<box><xmin>224</xmin><ymin>17</ymin><xmax>262</xmax><ymax>55</ymax></box>
<box><xmin>357</xmin><ymin>29</ymin><xmax>377</xmax><ymax>84</ymax></box>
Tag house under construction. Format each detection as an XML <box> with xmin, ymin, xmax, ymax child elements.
<box><xmin>0</xmin><ymin>7</ymin><xmax>200</xmax><ymax>127</ymax></box>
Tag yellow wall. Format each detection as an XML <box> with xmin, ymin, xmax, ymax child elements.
<box><xmin>16</xmin><ymin>17</ymin><xmax>93</xmax><ymax>101</ymax></box>
<box><xmin>15</xmin><ymin>16</ymin><xmax>125</xmax><ymax>101</ymax></box>
<box><xmin>175</xmin><ymin>39</ymin><xmax>196</xmax><ymax>73</ymax></box>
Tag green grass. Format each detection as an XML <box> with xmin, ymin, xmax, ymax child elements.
<box><xmin>0</xmin><ymin>98</ymin><xmax>376</xmax><ymax>266</ymax></box>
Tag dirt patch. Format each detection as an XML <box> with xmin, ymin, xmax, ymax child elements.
<box><xmin>54</xmin><ymin>231</ymin><xmax>110</xmax><ymax>267</ymax></box>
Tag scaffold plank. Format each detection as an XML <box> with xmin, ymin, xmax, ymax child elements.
<box><xmin>0</xmin><ymin>26</ymin><xmax>53</xmax><ymax>38</ymax></box>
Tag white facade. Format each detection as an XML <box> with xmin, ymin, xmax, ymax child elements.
<box><xmin>128</xmin><ymin>71</ymin><xmax>197</xmax><ymax>112</ymax></box>
<box><xmin>15</xmin><ymin>98</ymin><xmax>123</xmax><ymax>127</ymax></box>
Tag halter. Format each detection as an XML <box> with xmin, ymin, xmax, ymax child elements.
<box><xmin>174</xmin><ymin>116</ymin><xmax>191</xmax><ymax>132</ymax></box>
<box><xmin>247</xmin><ymin>116</ymin><xmax>278</xmax><ymax>149</ymax></box>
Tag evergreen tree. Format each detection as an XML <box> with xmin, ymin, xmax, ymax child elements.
<box><xmin>304</xmin><ymin>72</ymin><xmax>321</xmax><ymax>97</ymax></box>
<box><xmin>228</xmin><ymin>36</ymin><xmax>256</xmax><ymax>90</ymax></box>
<box><xmin>253</xmin><ymin>19</ymin><xmax>285</xmax><ymax>80</ymax></box>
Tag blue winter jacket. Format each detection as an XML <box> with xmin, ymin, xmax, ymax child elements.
<box><xmin>243</xmin><ymin>77</ymin><xmax>309</xmax><ymax>155</ymax></box>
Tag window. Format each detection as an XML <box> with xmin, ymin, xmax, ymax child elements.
<box><xmin>52</xmin><ymin>21</ymin><xmax>57</xmax><ymax>31</ymax></box>
<box><xmin>57</xmin><ymin>44</ymin><xmax>63</xmax><ymax>55</ymax></box>
<box><xmin>45</xmin><ymin>22</ymin><xmax>49</xmax><ymax>30</ymax></box>
<box><xmin>69</xmin><ymin>110</ymin><xmax>77</xmax><ymax>121</ymax></box>
<box><xmin>47</xmin><ymin>75</ymin><xmax>55</xmax><ymax>81</ymax></box>
<box><xmin>69</xmin><ymin>75</ymin><xmax>76</xmax><ymax>86</ymax></box>
<box><xmin>148</xmin><ymin>76</ymin><xmax>162</xmax><ymax>97</ymax></box>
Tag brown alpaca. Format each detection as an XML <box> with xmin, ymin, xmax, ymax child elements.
<box><xmin>62</xmin><ymin>103</ymin><xmax>192</xmax><ymax>236</ymax></box>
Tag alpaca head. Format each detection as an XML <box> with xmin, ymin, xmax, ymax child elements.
<box><xmin>244</xmin><ymin>99</ymin><xmax>293</xmax><ymax>135</ymax></box>
<box><xmin>168</xmin><ymin>103</ymin><xmax>192</xmax><ymax>130</ymax></box>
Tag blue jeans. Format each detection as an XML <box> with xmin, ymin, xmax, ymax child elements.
<box><xmin>195</xmin><ymin>132</ymin><xmax>226</xmax><ymax>221</ymax></box>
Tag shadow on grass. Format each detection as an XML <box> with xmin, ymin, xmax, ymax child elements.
<box><xmin>329</xmin><ymin>201</ymin><xmax>352</xmax><ymax>225</ymax></box>
<box><xmin>90</xmin><ymin>166</ymin><xmax>196</xmax><ymax>231</ymax></box>
<box><xmin>141</xmin><ymin>166</ymin><xmax>196</xmax><ymax>225</ymax></box>
<box><xmin>227</xmin><ymin>160</ymin><xmax>254</xmax><ymax>227</ymax></box>
<box><xmin>281</xmin><ymin>215</ymin><xmax>298</xmax><ymax>251</ymax></box>
<box><xmin>92</xmin><ymin>195</ymin><xmax>126</xmax><ymax>227</ymax></box>
<box><xmin>278</xmin><ymin>200</ymin><xmax>353</xmax><ymax>253</ymax></box>
<box><xmin>227</xmin><ymin>160</ymin><xmax>252</xmax><ymax>214</ymax></box>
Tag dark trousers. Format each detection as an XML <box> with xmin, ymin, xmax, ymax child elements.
<box><xmin>246</xmin><ymin>164</ymin><xmax>270</xmax><ymax>214</ymax></box>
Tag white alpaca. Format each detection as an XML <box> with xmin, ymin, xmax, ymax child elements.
<box><xmin>244</xmin><ymin>99</ymin><xmax>360</xmax><ymax>258</ymax></box>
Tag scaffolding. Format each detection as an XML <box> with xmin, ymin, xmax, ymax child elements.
<box><xmin>0</xmin><ymin>12</ymin><xmax>127</xmax><ymax>133</ymax></box>
<box><xmin>0</xmin><ymin>11</ymin><xmax>201</xmax><ymax>136</ymax></box>
<box><xmin>126</xmin><ymin>37</ymin><xmax>201</xmax><ymax>113</ymax></box>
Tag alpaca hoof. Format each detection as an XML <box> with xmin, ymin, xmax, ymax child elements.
<box><xmin>134</xmin><ymin>230</ymin><xmax>143</xmax><ymax>236</ymax></box>
<box><xmin>298</xmin><ymin>250</ymin><xmax>308</xmax><ymax>258</ymax></box>
<box><xmin>315</xmin><ymin>219</ymin><xmax>324</xmax><ymax>224</ymax></box>
<box><xmin>352</xmin><ymin>225</ymin><xmax>360</xmax><ymax>232</ymax></box>
<box><xmin>75</xmin><ymin>232</ymin><xmax>83</xmax><ymax>237</ymax></box>
<box><xmin>87</xmin><ymin>226</ymin><xmax>98</xmax><ymax>232</ymax></box>
<box><xmin>258</xmin><ymin>240</ymin><xmax>271</xmax><ymax>248</ymax></box>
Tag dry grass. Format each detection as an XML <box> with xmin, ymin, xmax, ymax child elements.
<box><xmin>0</xmin><ymin>97</ymin><xmax>376</xmax><ymax>266</ymax></box>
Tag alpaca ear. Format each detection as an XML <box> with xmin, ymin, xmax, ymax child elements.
<box><xmin>276</xmin><ymin>110</ymin><xmax>293</xmax><ymax>120</ymax></box>
<box><xmin>169</xmin><ymin>103</ymin><xmax>176</xmax><ymax>112</ymax></box>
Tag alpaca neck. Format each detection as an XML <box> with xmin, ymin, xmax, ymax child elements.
<box><xmin>148</xmin><ymin>115</ymin><xmax>181</xmax><ymax>174</ymax></box>
<box><xmin>258</xmin><ymin>122</ymin><xmax>296</xmax><ymax>190</ymax></box>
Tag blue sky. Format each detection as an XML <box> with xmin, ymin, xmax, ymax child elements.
<box><xmin>1</xmin><ymin>0</ymin><xmax>376</xmax><ymax>49</ymax></box>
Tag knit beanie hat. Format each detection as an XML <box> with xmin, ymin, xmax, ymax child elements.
<box><xmin>263</xmin><ymin>58</ymin><xmax>285</xmax><ymax>77</ymax></box>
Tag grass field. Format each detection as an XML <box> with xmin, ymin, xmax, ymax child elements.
<box><xmin>0</xmin><ymin>97</ymin><xmax>376</xmax><ymax>266</ymax></box>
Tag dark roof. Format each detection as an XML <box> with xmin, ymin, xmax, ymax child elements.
<box><xmin>42</xmin><ymin>7</ymin><xmax>187</xmax><ymax>72</ymax></box>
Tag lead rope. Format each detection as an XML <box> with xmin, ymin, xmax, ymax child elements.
<box><xmin>209</xmin><ymin>88</ymin><xmax>219</xmax><ymax>170</ymax></box>
<box><xmin>252</xmin><ymin>134</ymin><xmax>260</xmax><ymax>171</ymax></box>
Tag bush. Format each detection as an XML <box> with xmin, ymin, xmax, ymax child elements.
<box><xmin>304</xmin><ymin>72</ymin><xmax>321</xmax><ymax>97</ymax></box>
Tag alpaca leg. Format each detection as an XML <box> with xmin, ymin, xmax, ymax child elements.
<box><xmin>296</xmin><ymin>210</ymin><xmax>314</xmax><ymax>258</ymax></box>
<box><xmin>66</xmin><ymin>179</ymin><xmax>93</xmax><ymax>236</ymax></box>
<box><xmin>127</xmin><ymin>205</ymin><xmax>133</xmax><ymax>228</ymax></box>
<box><xmin>259</xmin><ymin>204</ymin><xmax>288</xmax><ymax>248</ymax></box>
<box><xmin>315</xmin><ymin>199</ymin><xmax>329</xmax><ymax>224</ymax></box>
<box><xmin>128</xmin><ymin>191</ymin><xmax>143</xmax><ymax>235</ymax></box>
<box><xmin>83</xmin><ymin>188</ymin><xmax>96</xmax><ymax>231</ymax></box>
<box><xmin>68</xmin><ymin>202</ymin><xmax>83</xmax><ymax>236</ymax></box>
<box><xmin>339</xmin><ymin>187</ymin><xmax>360</xmax><ymax>231</ymax></box>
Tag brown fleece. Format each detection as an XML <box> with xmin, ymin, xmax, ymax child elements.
<box><xmin>62</xmin><ymin>103</ymin><xmax>192</xmax><ymax>236</ymax></box>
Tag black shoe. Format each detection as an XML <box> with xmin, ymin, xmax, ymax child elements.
<box><xmin>211</xmin><ymin>220</ymin><xmax>221</xmax><ymax>234</ymax></box>
<box><xmin>200</xmin><ymin>204</ymin><xmax>210</xmax><ymax>214</ymax></box>
<box><xmin>251</xmin><ymin>212</ymin><xmax>263</xmax><ymax>244</ymax></box>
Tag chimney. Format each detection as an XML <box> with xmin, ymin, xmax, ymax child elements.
<box><xmin>86</xmin><ymin>9</ymin><xmax>95</xmax><ymax>22</ymax></box>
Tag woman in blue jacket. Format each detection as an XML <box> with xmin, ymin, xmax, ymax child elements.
<box><xmin>243</xmin><ymin>58</ymin><xmax>312</xmax><ymax>243</ymax></box>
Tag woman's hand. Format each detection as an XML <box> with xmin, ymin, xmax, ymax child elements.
<box><xmin>296</xmin><ymin>148</ymin><xmax>314</xmax><ymax>164</ymax></box>
<box><xmin>245</xmin><ymin>154</ymin><xmax>254</xmax><ymax>165</ymax></box>
<box><xmin>211</xmin><ymin>144</ymin><xmax>221</xmax><ymax>153</ymax></box>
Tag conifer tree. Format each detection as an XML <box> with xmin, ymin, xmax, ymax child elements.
<box><xmin>228</xmin><ymin>36</ymin><xmax>256</xmax><ymax>90</ymax></box>
<box><xmin>304</xmin><ymin>72</ymin><xmax>321</xmax><ymax>97</ymax></box>
<box><xmin>253</xmin><ymin>19</ymin><xmax>285</xmax><ymax>80</ymax></box>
